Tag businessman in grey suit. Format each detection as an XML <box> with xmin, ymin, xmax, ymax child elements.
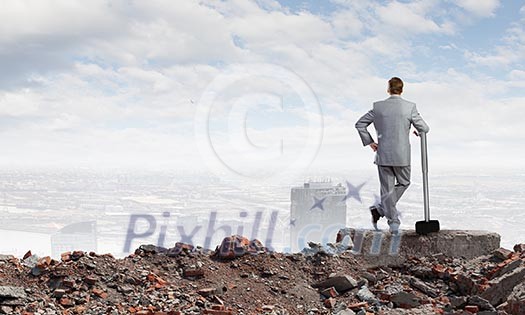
<box><xmin>355</xmin><ymin>77</ymin><xmax>429</xmax><ymax>233</ymax></box>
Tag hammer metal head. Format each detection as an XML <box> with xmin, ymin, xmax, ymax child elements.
<box><xmin>415</xmin><ymin>220</ymin><xmax>440</xmax><ymax>235</ymax></box>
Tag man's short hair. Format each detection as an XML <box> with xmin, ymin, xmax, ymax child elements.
<box><xmin>388</xmin><ymin>77</ymin><xmax>403</xmax><ymax>94</ymax></box>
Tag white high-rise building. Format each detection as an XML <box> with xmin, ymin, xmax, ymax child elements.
<box><xmin>290</xmin><ymin>180</ymin><xmax>347</xmax><ymax>252</ymax></box>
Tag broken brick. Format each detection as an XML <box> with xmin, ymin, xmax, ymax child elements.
<box><xmin>22</xmin><ymin>251</ymin><xmax>32</xmax><ymax>260</ymax></box>
<box><xmin>320</xmin><ymin>286</ymin><xmax>338</xmax><ymax>298</ymax></box>
<box><xmin>323</xmin><ymin>297</ymin><xmax>336</xmax><ymax>309</ymax></box>
<box><xmin>84</xmin><ymin>275</ymin><xmax>98</xmax><ymax>285</ymax></box>
<box><xmin>197</xmin><ymin>288</ymin><xmax>216</xmax><ymax>297</ymax></box>
<box><xmin>92</xmin><ymin>288</ymin><xmax>108</xmax><ymax>299</ymax></box>
<box><xmin>183</xmin><ymin>268</ymin><xmax>204</xmax><ymax>278</ymax></box>
<box><xmin>36</xmin><ymin>256</ymin><xmax>52</xmax><ymax>269</ymax></box>
<box><xmin>203</xmin><ymin>304</ymin><xmax>234</xmax><ymax>315</ymax></box>
<box><xmin>348</xmin><ymin>302</ymin><xmax>368</xmax><ymax>310</ymax></box>
<box><xmin>464</xmin><ymin>305</ymin><xmax>479</xmax><ymax>313</ymax></box>
<box><xmin>62</xmin><ymin>278</ymin><xmax>76</xmax><ymax>288</ymax></box>
<box><xmin>213</xmin><ymin>235</ymin><xmax>266</xmax><ymax>260</ymax></box>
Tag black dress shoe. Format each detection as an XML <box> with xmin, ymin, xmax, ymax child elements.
<box><xmin>369</xmin><ymin>205</ymin><xmax>384</xmax><ymax>230</ymax></box>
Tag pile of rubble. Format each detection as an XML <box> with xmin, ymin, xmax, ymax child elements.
<box><xmin>0</xmin><ymin>234</ymin><xmax>524</xmax><ymax>314</ymax></box>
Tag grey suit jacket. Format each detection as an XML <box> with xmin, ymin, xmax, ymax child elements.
<box><xmin>355</xmin><ymin>95</ymin><xmax>429</xmax><ymax>166</ymax></box>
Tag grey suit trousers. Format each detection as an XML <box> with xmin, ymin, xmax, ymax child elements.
<box><xmin>376</xmin><ymin>165</ymin><xmax>411</xmax><ymax>225</ymax></box>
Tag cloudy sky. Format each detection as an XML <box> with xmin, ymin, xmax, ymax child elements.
<box><xmin>0</xmin><ymin>0</ymin><xmax>524</xmax><ymax>178</ymax></box>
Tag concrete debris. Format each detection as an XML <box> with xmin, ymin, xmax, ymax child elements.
<box><xmin>21</xmin><ymin>254</ymin><xmax>39</xmax><ymax>268</ymax></box>
<box><xmin>489</xmin><ymin>257</ymin><xmax>522</xmax><ymax>280</ymax></box>
<box><xmin>481</xmin><ymin>266</ymin><xmax>525</xmax><ymax>305</ymax></box>
<box><xmin>0</xmin><ymin>254</ymin><xmax>15</xmax><ymax>262</ymax></box>
<box><xmin>468</xmin><ymin>295</ymin><xmax>496</xmax><ymax>312</ymax></box>
<box><xmin>449</xmin><ymin>295</ymin><xmax>468</xmax><ymax>309</ymax></box>
<box><xmin>0</xmin><ymin>231</ymin><xmax>524</xmax><ymax>314</ymax></box>
<box><xmin>356</xmin><ymin>286</ymin><xmax>376</xmax><ymax>303</ymax></box>
<box><xmin>337</xmin><ymin>228</ymin><xmax>501</xmax><ymax>264</ymax></box>
<box><xmin>506</xmin><ymin>281</ymin><xmax>525</xmax><ymax>314</ymax></box>
<box><xmin>312</xmin><ymin>275</ymin><xmax>358</xmax><ymax>293</ymax></box>
<box><xmin>0</xmin><ymin>286</ymin><xmax>26</xmax><ymax>299</ymax></box>
<box><xmin>390</xmin><ymin>291</ymin><xmax>421</xmax><ymax>309</ymax></box>
<box><xmin>300</xmin><ymin>236</ymin><xmax>353</xmax><ymax>257</ymax></box>
<box><xmin>493</xmin><ymin>247</ymin><xmax>513</xmax><ymax>261</ymax></box>
<box><xmin>409</xmin><ymin>276</ymin><xmax>440</xmax><ymax>298</ymax></box>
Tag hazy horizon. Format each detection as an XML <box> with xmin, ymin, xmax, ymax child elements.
<box><xmin>1</xmin><ymin>0</ymin><xmax>524</xmax><ymax>258</ymax></box>
<box><xmin>0</xmin><ymin>167</ymin><xmax>523</xmax><ymax>259</ymax></box>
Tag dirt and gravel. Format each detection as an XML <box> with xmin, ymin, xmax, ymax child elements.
<box><xmin>0</xmin><ymin>235</ymin><xmax>524</xmax><ymax>315</ymax></box>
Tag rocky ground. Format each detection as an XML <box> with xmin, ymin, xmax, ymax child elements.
<box><xmin>0</xmin><ymin>235</ymin><xmax>524</xmax><ymax>315</ymax></box>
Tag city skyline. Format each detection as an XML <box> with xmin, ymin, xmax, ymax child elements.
<box><xmin>1</xmin><ymin>168</ymin><xmax>524</xmax><ymax>258</ymax></box>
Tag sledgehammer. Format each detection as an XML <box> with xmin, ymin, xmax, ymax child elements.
<box><xmin>415</xmin><ymin>132</ymin><xmax>440</xmax><ymax>235</ymax></box>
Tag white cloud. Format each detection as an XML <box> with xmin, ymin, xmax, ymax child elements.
<box><xmin>465</xmin><ymin>14</ymin><xmax>525</xmax><ymax>67</ymax></box>
<box><xmin>330</xmin><ymin>10</ymin><xmax>363</xmax><ymax>38</ymax></box>
<box><xmin>455</xmin><ymin>0</ymin><xmax>500</xmax><ymax>17</ymax></box>
<box><xmin>509</xmin><ymin>69</ymin><xmax>525</xmax><ymax>81</ymax></box>
<box><xmin>0</xmin><ymin>1</ymin><xmax>120</xmax><ymax>43</ymax></box>
<box><xmin>0</xmin><ymin>90</ymin><xmax>41</xmax><ymax>116</ymax></box>
<box><xmin>0</xmin><ymin>0</ymin><xmax>523</xmax><ymax>172</ymax></box>
<box><xmin>375</xmin><ymin>1</ymin><xmax>452</xmax><ymax>35</ymax></box>
<box><xmin>439</xmin><ymin>43</ymin><xmax>458</xmax><ymax>50</ymax></box>
<box><xmin>0</xmin><ymin>0</ymin><xmax>245</xmax><ymax>73</ymax></box>
<box><xmin>464</xmin><ymin>50</ymin><xmax>517</xmax><ymax>67</ymax></box>
<box><xmin>230</xmin><ymin>11</ymin><xmax>335</xmax><ymax>50</ymax></box>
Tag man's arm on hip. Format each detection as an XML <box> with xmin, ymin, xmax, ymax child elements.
<box><xmin>355</xmin><ymin>109</ymin><xmax>375</xmax><ymax>146</ymax></box>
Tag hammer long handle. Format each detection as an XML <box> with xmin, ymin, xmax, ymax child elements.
<box><xmin>420</xmin><ymin>132</ymin><xmax>430</xmax><ymax>222</ymax></box>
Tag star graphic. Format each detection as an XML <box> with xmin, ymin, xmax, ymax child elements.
<box><xmin>309</xmin><ymin>196</ymin><xmax>327</xmax><ymax>211</ymax></box>
<box><xmin>342</xmin><ymin>180</ymin><xmax>366</xmax><ymax>203</ymax></box>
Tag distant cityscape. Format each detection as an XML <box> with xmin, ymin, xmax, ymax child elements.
<box><xmin>290</xmin><ymin>180</ymin><xmax>347</xmax><ymax>252</ymax></box>
<box><xmin>0</xmin><ymin>168</ymin><xmax>524</xmax><ymax>258</ymax></box>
